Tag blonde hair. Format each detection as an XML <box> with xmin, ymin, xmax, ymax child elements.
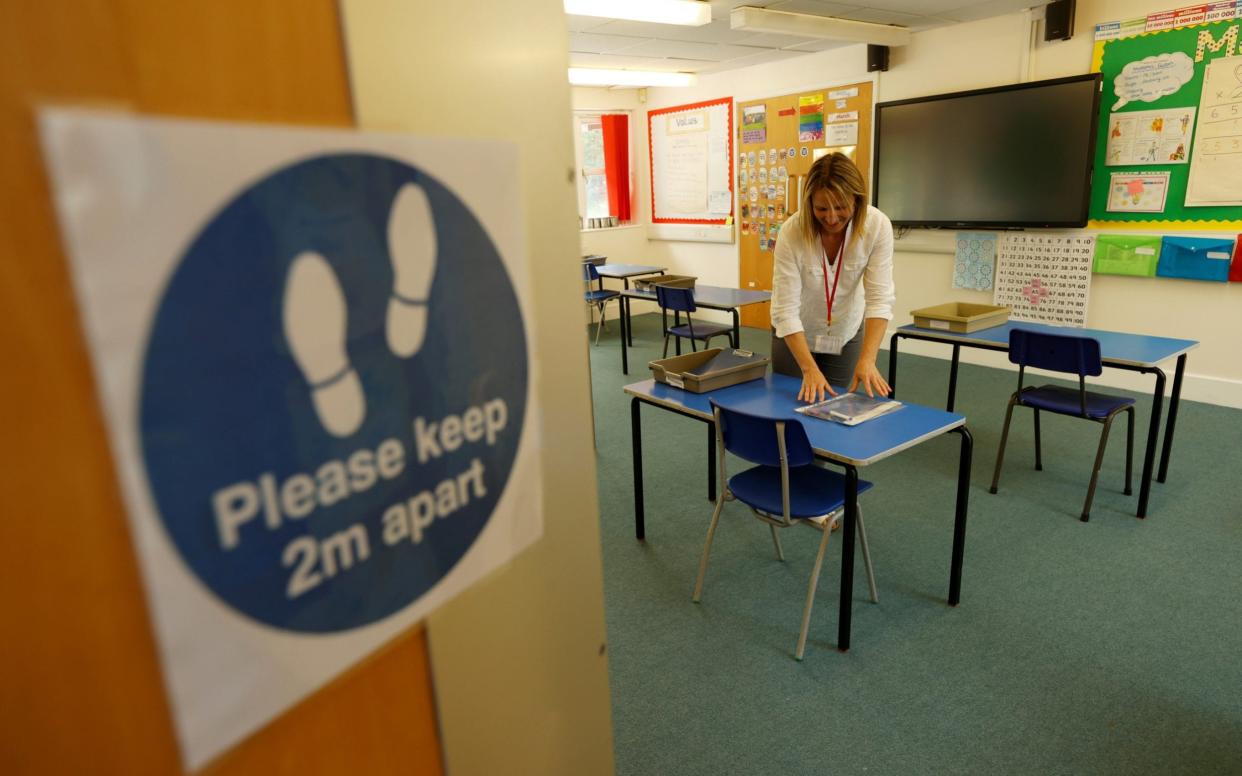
<box><xmin>798</xmin><ymin>152</ymin><xmax>868</xmax><ymax>248</ymax></box>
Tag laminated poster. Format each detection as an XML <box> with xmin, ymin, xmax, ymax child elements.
<box><xmin>1106</xmin><ymin>172</ymin><xmax>1171</xmax><ymax>212</ymax></box>
<box><xmin>741</xmin><ymin>104</ymin><xmax>767</xmax><ymax>144</ymax></box>
<box><xmin>953</xmin><ymin>232</ymin><xmax>996</xmax><ymax>290</ymax></box>
<box><xmin>1186</xmin><ymin>54</ymin><xmax>1242</xmax><ymax>206</ymax></box>
<box><xmin>1104</xmin><ymin>107</ymin><xmax>1194</xmax><ymax>165</ymax></box>
<box><xmin>825</xmin><ymin>122</ymin><xmax>858</xmax><ymax>147</ymax></box>
<box><xmin>798</xmin><ymin>93</ymin><xmax>824</xmax><ymax>142</ymax></box>
<box><xmin>38</xmin><ymin>110</ymin><xmax>542</xmax><ymax>770</ymax></box>
<box><xmin>994</xmin><ymin>233</ymin><xmax>1095</xmax><ymax>328</ymax></box>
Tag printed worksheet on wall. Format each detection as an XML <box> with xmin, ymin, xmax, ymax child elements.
<box><xmin>993</xmin><ymin>233</ymin><xmax>1095</xmax><ymax>328</ymax></box>
<box><xmin>1186</xmin><ymin>54</ymin><xmax>1242</xmax><ymax>206</ymax></box>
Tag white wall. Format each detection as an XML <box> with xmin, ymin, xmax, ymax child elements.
<box><xmin>639</xmin><ymin>0</ymin><xmax>1242</xmax><ymax>408</ymax></box>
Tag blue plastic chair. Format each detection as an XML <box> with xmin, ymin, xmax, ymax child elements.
<box><xmin>989</xmin><ymin>329</ymin><xmax>1135</xmax><ymax>522</ymax></box>
<box><xmin>693</xmin><ymin>400</ymin><xmax>878</xmax><ymax>661</ymax></box>
<box><xmin>655</xmin><ymin>285</ymin><xmax>733</xmax><ymax>357</ymax></box>
<box><xmin>583</xmin><ymin>262</ymin><xmax>620</xmax><ymax>345</ymax></box>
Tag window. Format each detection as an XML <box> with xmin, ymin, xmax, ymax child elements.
<box><xmin>573</xmin><ymin>111</ymin><xmax>633</xmax><ymax>227</ymax></box>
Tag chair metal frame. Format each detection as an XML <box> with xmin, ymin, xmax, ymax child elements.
<box><xmin>989</xmin><ymin>329</ymin><xmax>1136</xmax><ymax>522</ymax></box>
<box><xmin>655</xmin><ymin>285</ymin><xmax>733</xmax><ymax>358</ymax></box>
<box><xmin>583</xmin><ymin>263</ymin><xmax>620</xmax><ymax>346</ymax></box>
<box><xmin>693</xmin><ymin>402</ymin><xmax>877</xmax><ymax>661</ymax></box>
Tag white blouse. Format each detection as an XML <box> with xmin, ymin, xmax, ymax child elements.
<box><xmin>770</xmin><ymin>204</ymin><xmax>895</xmax><ymax>355</ymax></box>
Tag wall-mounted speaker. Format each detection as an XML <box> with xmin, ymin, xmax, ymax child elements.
<box><xmin>1044</xmin><ymin>0</ymin><xmax>1075</xmax><ymax>41</ymax></box>
<box><xmin>867</xmin><ymin>44</ymin><xmax>889</xmax><ymax>72</ymax></box>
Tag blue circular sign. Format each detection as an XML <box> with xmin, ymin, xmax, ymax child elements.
<box><xmin>140</xmin><ymin>153</ymin><xmax>527</xmax><ymax>633</ymax></box>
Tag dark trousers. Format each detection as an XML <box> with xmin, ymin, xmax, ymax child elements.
<box><xmin>770</xmin><ymin>329</ymin><xmax>864</xmax><ymax>389</ymax></box>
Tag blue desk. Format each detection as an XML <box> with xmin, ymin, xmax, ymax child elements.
<box><xmin>888</xmin><ymin>321</ymin><xmax>1199</xmax><ymax>518</ymax></box>
<box><xmin>617</xmin><ymin>285</ymin><xmax>772</xmax><ymax>373</ymax></box>
<box><xmin>624</xmin><ymin>373</ymin><xmax>972</xmax><ymax>651</ymax></box>
<box><xmin>595</xmin><ymin>264</ymin><xmax>665</xmax><ymax>348</ymax></box>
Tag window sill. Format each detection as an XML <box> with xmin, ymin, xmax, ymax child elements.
<box><xmin>580</xmin><ymin>223</ymin><xmax>644</xmax><ymax>234</ymax></box>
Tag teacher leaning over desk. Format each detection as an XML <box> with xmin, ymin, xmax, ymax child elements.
<box><xmin>770</xmin><ymin>152</ymin><xmax>895</xmax><ymax>403</ymax></box>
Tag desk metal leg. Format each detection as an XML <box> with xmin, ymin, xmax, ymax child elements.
<box><xmin>1137</xmin><ymin>369</ymin><xmax>1165</xmax><ymax>518</ymax></box>
<box><xmin>946</xmin><ymin>344</ymin><xmax>961</xmax><ymax>412</ymax></box>
<box><xmin>887</xmin><ymin>333</ymin><xmax>901</xmax><ymax>398</ymax></box>
<box><xmin>730</xmin><ymin>309</ymin><xmax>740</xmax><ymax>349</ymax></box>
<box><xmin>630</xmin><ymin>397</ymin><xmax>645</xmax><ymax>540</ymax></box>
<box><xmin>623</xmin><ymin>279</ymin><xmax>634</xmax><ymax>346</ymax></box>
<box><xmin>707</xmin><ymin>422</ymin><xmax>716</xmax><ymax>502</ymax></box>
<box><xmin>837</xmin><ymin>466</ymin><xmax>859</xmax><ymax>652</ymax></box>
<box><xmin>949</xmin><ymin>426</ymin><xmax>973</xmax><ymax>606</ymax></box>
<box><xmin>619</xmin><ymin>297</ymin><xmax>629</xmax><ymax>375</ymax></box>
<box><xmin>1158</xmin><ymin>354</ymin><xmax>1186</xmax><ymax>483</ymax></box>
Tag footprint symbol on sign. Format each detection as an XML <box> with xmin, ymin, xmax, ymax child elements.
<box><xmin>386</xmin><ymin>183</ymin><xmax>438</xmax><ymax>357</ymax></box>
<box><xmin>283</xmin><ymin>251</ymin><xmax>367</xmax><ymax>437</ymax></box>
<box><xmin>283</xmin><ymin>183</ymin><xmax>439</xmax><ymax>437</ymax></box>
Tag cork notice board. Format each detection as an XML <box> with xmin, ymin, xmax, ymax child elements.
<box><xmin>736</xmin><ymin>80</ymin><xmax>873</xmax><ymax>329</ymax></box>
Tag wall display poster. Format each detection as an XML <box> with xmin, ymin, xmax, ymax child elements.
<box><xmin>994</xmin><ymin>233</ymin><xmax>1096</xmax><ymax>327</ymax></box>
<box><xmin>953</xmin><ymin>232</ymin><xmax>996</xmax><ymax>290</ymax></box>
<box><xmin>798</xmin><ymin>93</ymin><xmax>825</xmax><ymax>141</ymax></box>
<box><xmin>1107</xmin><ymin>171</ymin><xmax>1172</xmax><ymax>211</ymax></box>
<box><xmin>649</xmin><ymin>97</ymin><xmax>734</xmax><ymax>224</ymax></box>
<box><xmin>1105</xmin><ymin>106</ymin><xmax>1195</xmax><ymax>164</ymax></box>
<box><xmin>826</xmin><ymin>121</ymin><xmax>859</xmax><ymax>147</ymax></box>
<box><xmin>1185</xmin><ymin>53</ymin><xmax>1242</xmax><ymax>205</ymax></box>
<box><xmin>1090</xmin><ymin>19</ymin><xmax>1242</xmax><ymax>228</ymax></box>
<box><xmin>742</xmin><ymin>103</ymin><xmax>767</xmax><ymax>144</ymax></box>
<box><xmin>38</xmin><ymin>109</ymin><xmax>543</xmax><ymax>770</ymax></box>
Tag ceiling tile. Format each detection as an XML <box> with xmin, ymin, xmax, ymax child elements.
<box><xmin>585</xmin><ymin>17</ymin><xmax>756</xmax><ymax>44</ymax></box>
<box><xmin>568</xmin><ymin>32</ymin><xmax>650</xmax><ymax>54</ymax></box>
<box><xmin>693</xmin><ymin>48</ymin><xmax>808</xmax><ymax>74</ymax></box>
<box><xmin>729</xmin><ymin>31</ymin><xmax>818</xmax><ymax>47</ymax></box>
<box><xmin>785</xmin><ymin>38</ymin><xmax>855</xmax><ymax>52</ymax></box>
<box><xmin>619</xmin><ymin>39</ymin><xmax>772</xmax><ymax>61</ymax></box>
<box><xmin>565</xmin><ymin>14</ymin><xmax>615</xmax><ymax>33</ymax></box>
<box><xmin>767</xmin><ymin>0</ymin><xmax>863</xmax><ymax>14</ymax></box>
<box><xmin>568</xmin><ymin>52</ymin><xmax>693</xmax><ymax>70</ymax></box>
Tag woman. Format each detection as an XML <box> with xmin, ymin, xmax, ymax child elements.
<box><xmin>770</xmin><ymin>152</ymin><xmax>895</xmax><ymax>403</ymax></box>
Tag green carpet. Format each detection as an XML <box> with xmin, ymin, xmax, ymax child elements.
<box><xmin>588</xmin><ymin>312</ymin><xmax>1242</xmax><ymax>776</ymax></box>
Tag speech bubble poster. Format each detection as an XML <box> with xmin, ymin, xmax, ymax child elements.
<box><xmin>38</xmin><ymin>109</ymin><xmax>542</xmax><ymax>770</ymax></box>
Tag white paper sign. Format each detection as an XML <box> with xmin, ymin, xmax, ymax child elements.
<box><xmin>1107</xmin><ymin>171</ymin><xmax>1171</xmax><ymax>212</ymax></box>
<box><xmin>1104</xmin><ymin>107</ymin><xmax>1194</xmax><ymax>165</ymax></box>
<box><xmin>994</xmin><ymin>233</ymin><xmax>1095</xmax><ymax>328</ymax></box>
<box><xmin>1186</xmin><ymin>54</ymin><xmax>1242</xmax><ymax>206</ymax></box>
<box><xmin>826</xmin><ymin>122</ymin><xmax>859</xmax><ymax>147</ymax></box>
<box><xmin>38</xmin><ymin>109</ymin><xmax>543</xmax><ymax>771</ymax></box>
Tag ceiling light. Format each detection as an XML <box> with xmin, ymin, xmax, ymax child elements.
<box><xmin>564</xmin><ymin>0</ymin><xmax>712</xmax><ymax>27</ymax></box>
<box><xmin>730</xmin><ymin>6</ymin><xmax>910</xmax><ymax>47</ymax></box>
<box><xmin>568</xmin><ymin>68</ymin><xmax>698</xmax><ymax>87</ymax></box>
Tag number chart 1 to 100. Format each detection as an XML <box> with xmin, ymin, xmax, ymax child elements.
<box><xmin>994</xmin><ymin>234</ymin><xmax>1096</xmax><ymax>328</ymax></box>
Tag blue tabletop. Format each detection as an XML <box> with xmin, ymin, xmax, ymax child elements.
<box><xmin>899</xmin><ymin>321</ymin><xmax>1198</xmax><ymax>368</ymax></box>
<box><xmin>625</xmin><ymin>373</ymin><xmax>964</xmax><ymax>466</ymax></box>
<box><xmin>622</xmin><ymin>284</ymin><xmax>772</xmax><ymax>310</ymax></box>
<box><xmin>596</xmin><ymin>263</ymin><xmax>666</xmax><ymax>278</ymax></box>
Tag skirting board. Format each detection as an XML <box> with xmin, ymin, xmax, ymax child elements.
<box><xmin>648</xmin><ymin>223</ymin><xmax>734</xmax><ymax>243</ymax></box>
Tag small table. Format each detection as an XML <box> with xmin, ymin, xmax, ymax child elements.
<box><xmin>624</xmin><ymin>374</ymin><xmax>972</xmax><ymax>651</ymax></box>
<box><xmin>887</xmin><ymin>321</ymin><xmax>1199</xmax><ymax>518</ymax></box>
<box><xmin>617</xmin><ymin>285</ymin><xmax>771</xmax><ymax>374</ymax></box>
<box><xmin>595</xmin><ymin>263</ymin><xmax>666</xmax><ymax>347</ymax></box>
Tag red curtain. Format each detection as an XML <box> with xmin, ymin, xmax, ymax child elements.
<box><xmin>600</xmin><ymin>114</ymin><xmax>631</xmax><ymax>222</ymax></box>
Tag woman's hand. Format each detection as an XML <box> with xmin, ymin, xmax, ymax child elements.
<box><xmin>848</xmin><ymin>359</ymin><xmax>891</xmax><ymax>397</ymax></box>
<box><xmin>799</xmin><ymin>366</ymin><xmax>837</xmax><ymax>403</ymax></box>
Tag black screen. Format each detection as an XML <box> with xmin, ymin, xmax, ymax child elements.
<box><xmin>873</xmin><ymin>75</ymin><xmax>1101</xmax><ymax>228</ymax></box>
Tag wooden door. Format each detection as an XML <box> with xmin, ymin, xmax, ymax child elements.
<box><xmin>0</xmin><ymin>3</ymin><xmax>443</xmax><ymax>773</ymax></box>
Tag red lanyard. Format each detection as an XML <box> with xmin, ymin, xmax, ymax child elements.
<box><xmin>820</xmin><ymin>238</ymin><xmax>845</xmax><ymax>325</ymax></box>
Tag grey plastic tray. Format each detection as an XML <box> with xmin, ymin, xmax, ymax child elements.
<box><xmin>649</xmin><ymin>348</ymin><xmax>769</xmax><ymax>393</ymax></box>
